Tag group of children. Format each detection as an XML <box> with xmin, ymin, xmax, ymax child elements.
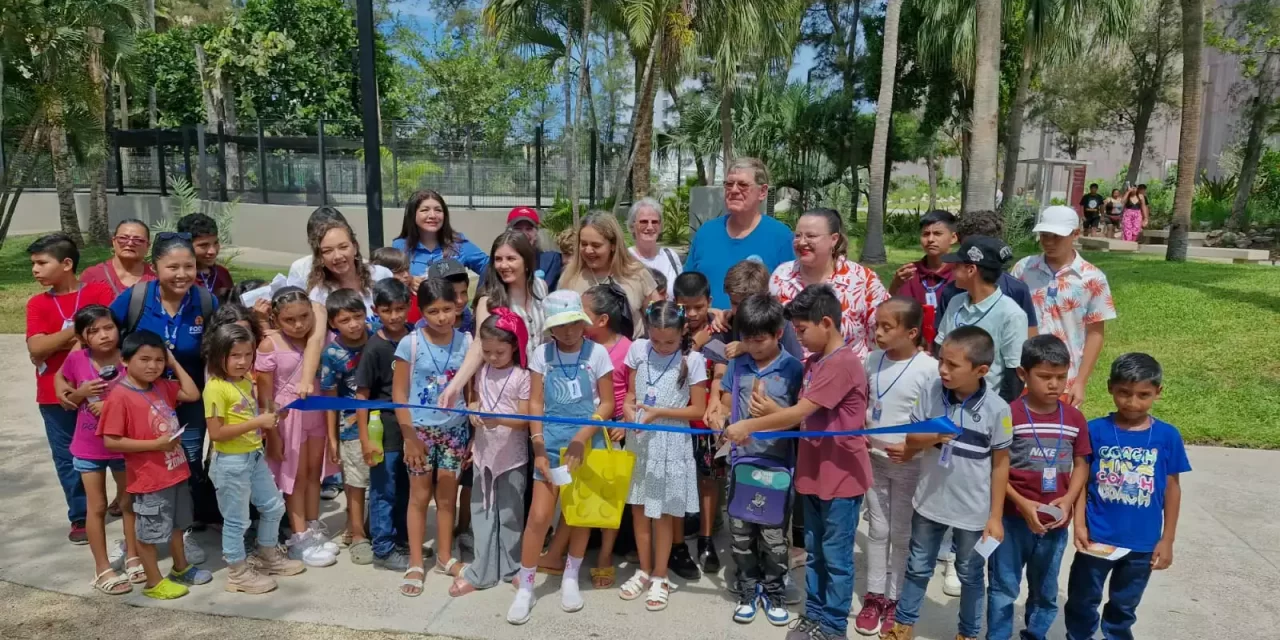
<box><xmin>28</xmin><ymin>204</ymin><xmax>1188</xmax><ymax>640</ymax></box>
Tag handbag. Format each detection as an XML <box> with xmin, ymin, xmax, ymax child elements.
<box><xmin>560</xmin><ymin>428</ymin><xmax>636</xmax><ymax>529</ymax></box>
<box><xmin>725</xmin><ymin>362</ymin><xmax>793</xmax><ymax>527</ymax></box>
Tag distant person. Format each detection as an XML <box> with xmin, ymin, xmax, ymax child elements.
<box><xmin>684</xmin><ymin>157</ymin><xmax>795</xmax><ymax>308</ymax></box>
<box><xmin>889</xmin><ymin>209</ymin><xmax>959</xmax><ymax>347</ymax></box>
<box><xmin>626</xmin><ymin>198</ymin><xmax>683</xmax><ymax>297</ymax></box>
<box><xmin>506</xmin><ymin>206</ymin><xmax>563</xmax><ymax>291</ymax></box>
<box><xmin>1079</xmin><ymin>184</ymin><xmax>1104</xmax><ymax>238</ymax></box>
<box><xmin>1102</xmin><ymin>189</ymin><xmax>1124</xmax><ymax>239</ymax></box>
<box><xmin>1119</xmin><ymin>186</ymin><xmax>1147</xmax><ymax>242</ymax></box>
<box><xmin>934</xmin><ymin>210</ymin><xmax>1039</xmax><ymax>337</ymax></box>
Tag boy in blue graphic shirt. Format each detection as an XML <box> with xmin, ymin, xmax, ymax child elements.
<box><xmin>319</xmin><ymin>288</ymin><xmax>370</xmax><ymax>558</ymax></box>
<box><xmin>1064</xmin><ymin>353</ymin><xmax>1190</xmax><ymax>640</ymax></box>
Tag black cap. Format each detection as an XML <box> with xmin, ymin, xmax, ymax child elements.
<box><xmin>427</xmin><ymin>258</ymin><xmax>467</xmax><ymax>280</ymax></box>
<box><xmin>941</xmin><ymin>235</ymin><xmax>1013</xmax><ymax>270</ymax></box>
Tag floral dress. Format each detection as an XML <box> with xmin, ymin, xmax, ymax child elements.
<box><xmin>625</xmin><ymin>340</ymin><xmax>703</xmax><ymax>518</ymax></box>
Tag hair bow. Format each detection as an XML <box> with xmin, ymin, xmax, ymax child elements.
<box><xmin>491</xmin><ymin>307</ymin><xmax>530</xmax><ymax>368</ymax></box>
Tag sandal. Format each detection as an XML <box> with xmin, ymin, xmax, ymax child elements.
<box><xmin>434</xmin><ymin>557</ymin><xmax>463</xmax><ymax>577</ymax></box>
<box><xmin>645</xmin><ymin>577</ymin><xmax>670</xmax><ymax>611</ymax></box>
<box><xmin>618</xmin><ymin>570</ymin><xmax>649</xmax><ymax>601</ymax></box>
<box><xmin>448</xmin><ymin>574</ymin><xmax>477</xmax><ymax>597</ymax></box>
<box><xmin>536</xmin><ymin>554</ymin><xmax>564</xmax><ymax>576</ymax></box>
<box><xmin>590</xmin><ymin>566</ymin><xmax>616</xmax><ymax>589</ymax></box>
<box><xmin>400</xmin><ymin>566</ymin><xmax>426</xmax><ymax>597</ymax></box>
<box><xmin>124</xmin><ymin>557</ymin><xmax>146</xmax><ymax>584</ymax></box>
<box><xmin>91</xmin><ymin>568</ymin><xmax>132</xmax><ymax>595</ymax></box>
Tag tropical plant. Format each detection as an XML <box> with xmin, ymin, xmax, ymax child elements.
<box><xmin>1196</xmin><ymin>171</ymin><xmax>1237</xmax><ymax>202</ymax></box>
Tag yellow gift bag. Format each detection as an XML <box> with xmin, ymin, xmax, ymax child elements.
<box><xmin>560</xmin><ymin>428</ymin><xmax>635</xmax><ymax>529</ymax></box>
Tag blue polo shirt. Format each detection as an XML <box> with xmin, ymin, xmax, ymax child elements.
<box><xmin>111</xmin><ymin>281</ymin><xmax>218</xmax><ymax>387</ymax></box>
<box><xmin>685</xmin><ymin>215</ymin><xmax>795</xmax><ymax>308</ymax></box>
<box><xmin>391</xmin><ymin>235</ymin><xmax>490</xmax><ymax>279</ymax></box>
<box><xmin>721</xmin><ymin>350</ymin><xmax>804</xmax><ymax>462</ymax></box>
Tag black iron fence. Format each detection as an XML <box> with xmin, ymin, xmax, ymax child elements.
<box><xmin>3</xmin><ymin>120</ymin><xmax>619</xmax><ymax>211</ymax></box>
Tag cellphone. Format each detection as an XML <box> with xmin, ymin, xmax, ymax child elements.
<box><xmin>703</xmin><ymin>339</ymin><xmax>728</xmax><ymax>364</ymax></box>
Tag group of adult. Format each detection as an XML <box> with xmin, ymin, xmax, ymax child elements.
<box><xmin>1078</xmin><ymin>182</ymin><xmax>1151</xmax><ymax>242</ymax></box>
<box><xmin>35</xmin><ymin>155</ymin><xmax>900</xmax><ymax>543</ymax></box>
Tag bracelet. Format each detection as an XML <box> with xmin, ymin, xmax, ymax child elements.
<box><xmin>530</xmin><ymin>433</ymin><xmax>544</xmax><ymax>441</ymax></box>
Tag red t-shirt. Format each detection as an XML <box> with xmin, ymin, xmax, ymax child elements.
<box><xmin>795</xmin><ymin>346</ymin><xmax>873</xmax><ymax>500</ymax></box>
<box><xmin>25</xmin><ymin>282</ymin><xmax>115</xmax><ymax>404</ymax></box>
<box><xmin>407</xmin><ymin>292</ymin><xmax>422</xmax><ymax>326</ymax></box>
<box><xmin>79</xmin><ymin>261</ymin><xmax>156</xmax><ymax>297</ymax></box>
<box><xmin>1006</xmin><ymin>400</ymin><xmax>1092</xmax><ymax>516</ymax></box>
<box><xmin>96</xmin><ymin>379</ymin><xmax>190</xmax><ymax>494</ymax></box>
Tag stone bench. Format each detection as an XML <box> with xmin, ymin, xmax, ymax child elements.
<box><xmin>1141</xmin><ymin>229</ymin><xmax>1207</xmax><ymax>247</ymax></box>
<box><xmin>1078</xmin><ymin>237</ymin><xmax>1139</xmax><ymax>252</ymax></box>
<box><xmin>1136</xmin><ymin>244</ymin><xmax>1272</xmax><ymax>264</ymax></box>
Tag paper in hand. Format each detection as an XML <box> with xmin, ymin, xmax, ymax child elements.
<box><xmin>239</xmin><ymin>273</ymin><xmax>290</xmax><ymax>307</ymax></box>
<box><xmin>973</xmin><ymin>535</ymin><xmax>1001</xmax><ymax>559</ymax></box>
<box><xmin>703</xmin><ymin>339</ymin><xmax>728</xmax><ymax>364</ymax></box>
<box><xmin>549</xmin><ymin>465</ymin><xmax>574</xmax><ymax>486</ymax></box>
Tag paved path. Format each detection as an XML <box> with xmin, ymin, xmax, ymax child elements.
<box><xmin>0</xmin><ymin>333</ymin><xmax>1276</xmax><ymax>639</ymax></box>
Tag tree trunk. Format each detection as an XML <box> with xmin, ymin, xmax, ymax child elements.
<box><xmin>570</xmin><ymin>0</ymin><xmax>592</xmax><ymax>222</ymax></box>
<box><xmin>218</xmin><ymin>73</ymin><xmax>242</xmax><ymax>192</ymax></box>
<box><xmin>1000</xmin><ymin>40</ymin><xmax>1034</xmax><ymax>214</ymax></box>
<box><xmin>1125</xmin><ymin>93</ymin><xmax>1157</xmax><ymax>185</ymax></box>
<box><xmin>862</xmin><ymin>0</ymin><xmax>902</xmax><ymax>265</ymax></box>
<box><xmin>965</xmin><ymin>0</ymin><xmax>1002</xmax><ymax>214</ymax></box>
<box><xmin>927</xmin><ymin>154</ymin><xmax>939</xmax><ymax>210</ymax></box>
<box><xmin>0</xmin><ymin>121</ymin><xmax>43</xmax><ymax>248</ymax></box>
<box><xmin>614</xmin><ymin>26</ymin><xmax>662</xmax><ymax>206</ymax></box>
<box><xmin>87</xmin><ymin>28</ymin><xmax>110</xmax><ymax>245</ymax></box>
<box><xmin>720</xmin><ymin>83</ymin><xmax>734</xmax><ymax>167</ymax></box>
<box><xmin>146</xmin><ymin>0</ymin><xmax>160</xmax><ymax>190</ymax></box>
<box><xmin>563</xmin><ymin>55</ymin><xmax>576</xmax><ymax>219</ymax></box>
<box><xmin>960</xmin><ymin>130</ymin><xmax>971</xmax><ymax>214</ymax></box>
<box><xmin>47</xmin><ymin>102</ymin><xmax>84</xmax><ymax>246</ymax></box>
<box><xmin>1167</xmin><ymin>0</ymin><xmax>1203</xmax><ymax>262</ymax></box>
<box><xmin>1228</xmin><ymin>54</ymin><xmax>1276</xmax><ymax>231</ymax></box>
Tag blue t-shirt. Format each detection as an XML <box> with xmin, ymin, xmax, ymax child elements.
<box><xmin>393</xmin><ymin>328</ymin><xmax>471</xmax><ymax>429</ymax></box>
<box><xmin>391</xmin><ymin>235</ymin><xmax>490</xmax><ymax>278</ymax></box>
<box><xmin>1084</xmin><ymin>414</ymin><xmax>1192</xmax><ymax>553</ymax></box>
<box><xmin>684</xmin><ymin>215</ymin><xmax>795</xmax><ymax>308</ymax></box>
<box><xmin>319</xmin><ymin>340</ymin><xmax>365</xmax><ymax>441</ymax></box>
<box><xmin>418</xmin><ymin>305</ymin><xmax>474</xmax><ymax>336</ymax></box>
<box><xmin>936</xmin><ymin>272</ymin><xmax>1039</xmax><ymax>329</ymax></box>
<box><xmin>110</xmin><ymin>281</ymin><xmax>219</xmax><ymax>387</ymax></box>
<box><xmin>720</xmin><ymin>351</ymin><xmax>804</xmax><ymax>461</ymax></box>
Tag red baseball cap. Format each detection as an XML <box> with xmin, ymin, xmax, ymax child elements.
<box><xmin>507</xmin><ymin>207</ymin><xmax>540</xmax><ymax>226</ymax></box>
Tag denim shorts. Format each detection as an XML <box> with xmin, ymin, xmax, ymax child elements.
<box><xmin>73</xmin><ymin>457</ymin><xmax>125</xmax><ymax>473</ymax></box>
<box><xmin>132</xmin><ymin>482</ymin><xmax>194</xmax><ymax>545</ymax></box>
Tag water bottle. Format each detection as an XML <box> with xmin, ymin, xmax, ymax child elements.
<box><xmin>88</xmin><ymin>365</ymin><xmax>119</xmax><ymax>404</ymax></box>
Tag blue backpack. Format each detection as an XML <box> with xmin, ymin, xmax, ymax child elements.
<box><xmin>725</xmin><ymin>364</ymin><xmax>793</xmax><ymax>527</ymax></box>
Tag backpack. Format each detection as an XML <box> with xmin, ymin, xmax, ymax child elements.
<box><xmin>724</xmin><ymin>362</ymin><xmax>793</xmax><ymax>527</ymax></box>
<box><xmin>124</xmin><ymin>281</ymin><xmax>214</xmax><ymax>337</ymax></box>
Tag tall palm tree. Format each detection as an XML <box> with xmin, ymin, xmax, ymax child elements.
<box><xmin>693</xmin><ymin>0</ymin><xmax>804</xmax><ymax>166</ymax></box>
<box><xmin>864</xmin><ymin>0</ymin><xmax>904</xmax><ymax>265</ymax></box>
<box><xmin>84</xmin><ymin>0</ymin><xmax>142</xmax><ymax>245</ymax></box>
<box><xmin>1167</xmin><ymin>0</ymin><xmax>1203</xmax><ymax>261</ymax></box>
<box><xmin>967</xmin><ymin>0</ymin><xmax>1002</xmax><ymax>213</ymax></box>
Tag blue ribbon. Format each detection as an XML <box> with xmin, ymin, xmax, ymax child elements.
<box><xmin>283</xmin><ymin>396</ymin><xmax>960</xmax><ymax>440</ymax></box>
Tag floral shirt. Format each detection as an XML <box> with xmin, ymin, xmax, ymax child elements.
<box><xmin>770</xmin><ymin>256</ymin><xmax>890</xmax><ymax>361</ymax></box>
<box><xmin>1011</xmin><ymin>252</ymin><xmax>1117</xmax><ymax>384</ymax></box>
<box><xmin>319</xmin><ymin>340</ymin><xmax>365</xmax><ymax>441</ymax></box>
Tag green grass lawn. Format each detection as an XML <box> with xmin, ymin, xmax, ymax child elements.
<box><xmin>4</xmin><ymin>235</ymin><xmax>1278</xmax><ymax>448</ymax></box>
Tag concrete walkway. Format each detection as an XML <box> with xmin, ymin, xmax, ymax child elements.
<box><xmin>0</xmin><ymin>333</ymin><xmax>1276</xmax><ymax>639</ymax></box>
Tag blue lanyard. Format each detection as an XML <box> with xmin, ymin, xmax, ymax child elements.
<box><xmin>122</xmin><ymin>381</ymin><xmax>176</xmax><ymax>426</ymax></box>
<box><xmin>1022</xmin><ymin>399</ymin><xmax>1065</xmax><ymax>466</ymax></box>
<box><xmin>419</xmin><ymin>329</ymin><xmax>457</xmax><ymax>378</ymax></box>
<box><xmin>956</xmin><ymin>290</ymin><xmax>1003</xmax><ymax>328</ymax></box>
<box><xmin>644</xmin><ymin>344</ymin><xmax>680</xmax><ymax>388</ymax></box>
<box><xmin>553</xmin><ymin>342</ymin><xmax>587</xmax><ymax>379</ymax></box>
<box><xmin>159</xmin><ymin>290</ymin><xmax>189</xmax><ymax>349</ymax></box>
<box><xmin>1111</xmin><ymin>415</ymin><xmax>1154</xmax><ymax>453</ymax></box>
<box><xmin>941</xmin><ymin>391</ymin><xmax>977</xmax><ymax>434</ymax></box>
<box><xmin>875</xmin><ymin>351</ymin><xmax>919</xmax><ymax>402</ymax></box>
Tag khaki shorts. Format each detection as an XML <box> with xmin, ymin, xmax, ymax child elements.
<box><xmin>340</xmin><ymin>439</ymin><xmax>370</xmax><ymax>489</ymax></box>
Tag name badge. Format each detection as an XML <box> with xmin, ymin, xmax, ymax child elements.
<box><xmin>1041</xmin><ymin>466</ymin><xmax>1058</xmax><ymax>492</ymax></box>
<box><xmin>938</xmin><ymin>442</ymin><xmax>954</xmax><ymax>468</ymax></box>
<box><xmin>872</xmin><ymin>401</ymin><xmax>882</xmax><ymax>422</ymax></box>
<box><xmin>925</xmin><ymin>292</ymin><xmax>938</xmax><ymax>308</ymax></box>
<box><xmin>61</xmin><ymin>319</ymin><xmax>74</xmax><ymax>330</ymax></box>
<box><xmin>644</xmin><ymin>386</ymin><xmax>657</xmax><ymax>406</ymax></box>
<box><xmin>566</xmin><ymin>378</ymin><xmax>583</xmax><ymax>401</ymax></box>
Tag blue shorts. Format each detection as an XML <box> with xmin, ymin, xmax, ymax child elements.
<box><xmin>73</xmin><ymin>457</ymin><xmax>125</xmax><ymax>473</ymax></box>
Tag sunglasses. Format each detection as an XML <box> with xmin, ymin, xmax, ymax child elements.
<box><xmin>156</xmin><ymin>231</ymin><xmax>192</xmax><ymax>243</ymax></box>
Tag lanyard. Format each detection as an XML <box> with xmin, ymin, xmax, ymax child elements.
<box><xmin>1023</xmin><ymin>399</ymin><xmax>1065</xmax><ymax>467</ymax></box>
<box><xmin>197</xmin><ymin>269</ymin><xmax>219</xmax><ymax>294</ymax></box>
<box><xmin>122</xmin><ymin>381</ymin><xmax>176</xmax><ymax>429</ymax></box>
<box><xmin>419</xmin><ymin>328</ymin><xmax>457</xmax><ymax>378</ymax></box>
<box><xmin>875</xmin><ymin>351</ymin><xmax>919</xmax><ymax>402</ymax></box>
<box><xmin>644</xmin><ymin>344</ymin><xmax>680</xmax><ymax>388</ymax></box>
<box><xmin>941</xmin><ymin>390</ymin><xmax>977</xmax><ymax>434</ymax></box>
<box><xmin>922</xmin><ymin>278</ymin><xmax>946</xmax><ymax>296</ymax></box>
<box><xmin>1111</xmin><ymin>415</ymin><xmax>1154</xmax><ymax>453</ymax></box>
<box><xmin>481</xmin><ymin>364</ymin><xmax>515</xmax><ymax>411</ymax></box>
<box><xmin>50</xmin><ymin>286</ymin><xmax>83</xmax><ymax>326</ymax></box>
<box><xmin>159</xmin><ymin>290</ymin><xmax>189</xmax><ymax>349</ymax></box>
<box><xmin>553</xmin><ymin>341</ymin><xmax>587</xmax><ymax>379</ymax></box>
<box><xmin>956</xmin><ymin>290</ymin><xmax>1004</xmax><ymax>328</ymax></box>
<box><xmin>230</xmin><ymin>378</ymin><xmax>259</xmax><ymax>417</ymax></box>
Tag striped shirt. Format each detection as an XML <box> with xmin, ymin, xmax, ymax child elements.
<box><xmin>1006</xmin><ymin>400</ymin><xmax>1091</xmax><ymax>514</ymax></box>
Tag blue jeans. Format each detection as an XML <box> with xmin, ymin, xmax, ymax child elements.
<box><xmin>800</xmin><ymin>493</ymin><xmax>863</xmax><ymax>636</ymax></box>
<box><xmin>39</xmin><ymin>405</ymin><xmax>86</xmax><ymax>524</ymax></box>
<box><xmin>987</xmin><ymin>515</ymin><xmax>1068</xmax><ymax>640</ymax></box>
<box><xmin>895</xmin><ymin>511</ymin><xmax>986</xmax><ymax>637</ymax></box>
<box><xmin>210</xmin><ymin>450</ymin><xmax>286</xmax><ymax>564</ymax></box>
<box><xmin>1064</xmin><ymin>550</ymin><xmax>1153</xmax><ymax>640</ymax></box>
<box><xmin>369</xmin><ymin>450</ymin><xmax>410</xmax><ymax>558</ymax></box>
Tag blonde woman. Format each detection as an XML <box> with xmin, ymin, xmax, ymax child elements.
<box><xmin>559</xmin><ymin>212</ymin><xmax>661</xmax><ymax>338</ymax></box>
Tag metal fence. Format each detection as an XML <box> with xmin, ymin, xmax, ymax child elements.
<box><xmin>2</xmin><ymin>120</ymin><xmax>620</xmax><ymax>211</ymax></box>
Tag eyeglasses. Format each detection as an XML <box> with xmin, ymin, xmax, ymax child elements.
<box><xmin>635</xmin><ymin>220</ymin><xmax>661</xmax><ymax>227</ymax></box>
<box><xmin>723</xmin><ymin>180</ymin><xmax>759</xmax><ymax>192</ymax></box>
<box><xmin>794</xmin><ymin>233</ymin><xmax>832</xmax><ymax>243</ymax></box>
<box><xmin>114</xmin><ymin>235</ymin><xmax>148</xmax><ymax>247</ymax></box>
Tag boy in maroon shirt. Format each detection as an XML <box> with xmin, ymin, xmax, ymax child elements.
<box><xmin>99</xmin><ymin>330</ymin><xmax>209</xmax><ymax>599</ymax></box>
<box><xmin>726</xmin><ymin>284</ymin><xmax>873</xmax><ymax>640</ymax></box>
<box><xmin>178</xmin><ymin>213</ymin><xmax>234</xmax><ymax>302</ymax></box>
<box><xmin>25</xmin><ymin>233</ymin><xmax>115</xmax><ymax>543</ymax></box>
<box><xmin>888</xmin><ymin>210</ymin><xmax>958</xmax><ymax>348</ymax></box>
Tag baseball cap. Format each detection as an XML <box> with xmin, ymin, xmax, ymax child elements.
<box><xmin>507</xmin><ymin>207</ymin><xmax>540</xmax><ymax>227</ymax></box>
<box><xmin>941</xmin><ymin>235</ymin><xmax>1014</xmax><ymax>270</ymax></box>
<box><xmin>427</xmin><ymin>258</ymin><xmax>467</xmax><ymax>281</ymax></box>
<box><xmin>1032</xmin><ymin>205</ymin><xmax>1081</xmax><ymax>236</ymax></box>
<box><xmin>544</xmin><ymin>289</ymin><xmax>590</xmax><ymax>328</ymax></box>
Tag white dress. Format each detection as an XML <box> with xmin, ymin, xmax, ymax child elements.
<box><xmin>624</xmin><ymin>340</ymin><xmax>703</xmax><ymax>518</ymax></box>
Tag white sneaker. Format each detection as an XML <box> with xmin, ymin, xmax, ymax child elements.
<box><xmin>183</xmin><ymin>531</ymin><xmax>207</xmax><ymax>565</ymax></box>
<box><xmin>942</xmin><ymin>558</ymin><xmax>962</xmax><ymax>597</ymax></box>
<box><xmin>287</xmin><ymin>533</ymin><xmax>337</xmax><ymax>567</ymax></box>
<box><xmin>560</xmin><ymin>576</ymin><xmax>584</xmax><ymax>613</ymax></box>
<box><xmin>307</xmin><ymin>529</ymin><xmax>340</xmax><ymax>555</ymax></box>
<box><xmin>107</xmin><ymin>539</ymin><xmax>126</xmax><ymax>569</ymax></box>
<box><xmin>508</xmin><ymin>588</ymin><xmax>537</xmax><ymax>625</ymax></box>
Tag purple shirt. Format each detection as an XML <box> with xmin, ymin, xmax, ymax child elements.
<box><xmin>63</xmin><ymin>349</ymin><xmax>125</xmax><ymax>461</ymax></box>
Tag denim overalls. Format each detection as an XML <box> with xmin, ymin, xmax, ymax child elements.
<box><xmin>537</xmin><ymin>341</ymin><xmax>606</xmax><ymax>480</ymax></box>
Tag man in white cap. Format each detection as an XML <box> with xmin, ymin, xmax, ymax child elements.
<box><xmin>1011</xmin><ymin>205</ymin><xmax>1116</xmax><ymax>406</ymax></box>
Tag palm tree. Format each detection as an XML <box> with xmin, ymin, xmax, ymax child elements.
<box><xmin>967</xmin><ymin>0</ymin><xmax>1002</xmax><ymax>213</ymax></box>
<box><xmin>1167</xmin><ymin>0</ymin><xmax>1203</xmax><ymax>262</ymax></box>
<box><xmin>864</xmin><ymin>0</ymin><xmax>904</xmax><ymax>265</ymax></box>
<box><xmin>84</xmin><ymin>1</ymin><xmax>142</xmax><ymax>245</ymax></box>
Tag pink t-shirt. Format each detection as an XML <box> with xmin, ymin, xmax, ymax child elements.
<box><xmin>795</xmin><ymin>346</ymin><xmax>874</xmax><ymax>500</ymax></box>
<box><xmin>473</xmin><ymin>364</ymin><xmax>532</xmax><ymax>477</ymax></box>
<box><xmin>62</xmin><ymin>349</ymin><xmax>126</xmax><ymax>461</ymax></box>
<box><xmin>606</xmin><ymin>336</ymin><xmax>632</xmax><ymax>419</ymax></box>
